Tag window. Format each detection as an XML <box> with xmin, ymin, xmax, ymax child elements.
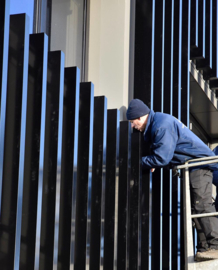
<box><xmin>50</xmin><ymin>0</ymin><xmax>87</xmax><ymax>78</ymax></box>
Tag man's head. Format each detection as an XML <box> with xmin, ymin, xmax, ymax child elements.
<box><xmin>126</xmin><ymin>99</ymin><xmax>150</xmax><ymax>132</ymax></box>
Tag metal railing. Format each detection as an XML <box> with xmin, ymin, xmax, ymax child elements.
<box><xmin>175</xmin><ymin>156</ymin><xmax>218</xmax><ymax>270</ymax></box>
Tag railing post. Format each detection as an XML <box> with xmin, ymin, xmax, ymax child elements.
<box><xmin>183</xmin><ymin>166</ymin><xmax>195</xmax><ymax>270</ymax></box>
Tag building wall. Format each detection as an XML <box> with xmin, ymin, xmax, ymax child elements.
<box><xmin>87</xmin><ymin>0</ymin><xmax>131</xmax><ymax>119</ymax></box>
<box><xmin>49</xmin><ymin>0</ymin><xmax>132</xmax><ymax>119</ymax></box>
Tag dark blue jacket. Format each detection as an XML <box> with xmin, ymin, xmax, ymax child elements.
<box><xmin>142</xmin><ymin>110</ymin><xmax>218</xmax><ymax>171</ymax></box>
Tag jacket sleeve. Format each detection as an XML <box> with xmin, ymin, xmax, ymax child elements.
<box><xmin>213</xmin><ymin>146</ymin><xmax>218</xmax><ymax>156</ymax></box>
<box><xmin>141</xmin><ymin>128</ymin><xmax>178</xmax><ymax>169</ymax></box>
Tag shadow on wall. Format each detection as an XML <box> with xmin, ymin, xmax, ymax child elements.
<box><xmin>119</xmin><ymin>106</ymin><xmax>127</xmax><ymax>121</ymax></box>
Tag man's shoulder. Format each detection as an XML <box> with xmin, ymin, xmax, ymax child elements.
<box><xmin>153</xmin><ymin>112</ymin><xmax>174</xmax><ymax>128</ymax></box>
<box><xmin>154</xmin><ymin>111</ymin><xmax>174</xmax><ymax>119</ymax></box>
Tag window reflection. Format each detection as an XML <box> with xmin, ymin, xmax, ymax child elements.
<box><xmin>50</xmin><ymin>0</ymin><xmax>85</xmax><ymax>72</ymax></box>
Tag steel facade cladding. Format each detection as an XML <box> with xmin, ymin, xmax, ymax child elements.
<box><xmin>0</xmin><ymin>0</ymin><xmax>218</xmax><ymax>270</ymax></box>
<box><xmin>134</xmin><ymin>0</ymin><xmax>217</xmax><ymax>269</ymax></box>
<box><xmin>0</xmin><ymin>0</ymin><xmax>10</xmax><ymax>213</ymax></box>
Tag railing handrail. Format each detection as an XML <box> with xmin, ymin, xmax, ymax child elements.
<box><xmin>175</xmin><ymin>155</ymin><xmax>218</xmax><ymax>170</ymax></box>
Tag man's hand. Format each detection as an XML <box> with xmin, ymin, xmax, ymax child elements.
<box><xmin>150</xmin><ymin>168</ymin><xmax>155</xmax><ymax>173</ymax></box>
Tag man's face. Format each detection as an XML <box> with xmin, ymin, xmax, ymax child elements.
<box><xmin>129</xmin><ymin>118</ymin><xmax>145</xmax><ymax>132</ymax></box>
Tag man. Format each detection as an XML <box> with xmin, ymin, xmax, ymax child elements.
<box><xmin>126</xmin><ymin>99</ymin><xmax>218</xmax><ymax>261</ymax></box>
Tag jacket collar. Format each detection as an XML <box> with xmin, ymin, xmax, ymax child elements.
<box><xmin>143</xmin><ymin>110</ymin><xmax>155</xmax><ymax>142</ymax></box>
